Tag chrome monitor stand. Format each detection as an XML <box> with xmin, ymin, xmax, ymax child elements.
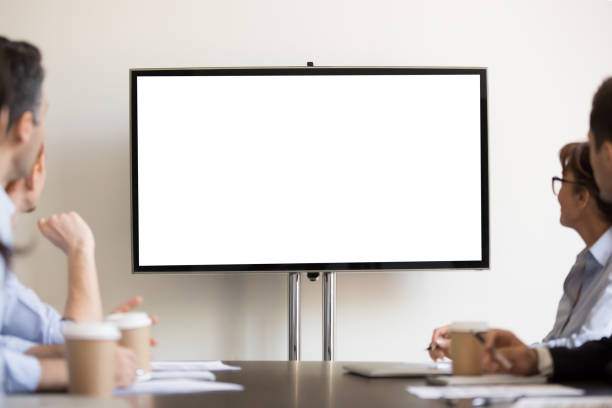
<box><xmin>288</xmin><ymin>271</ymin><xmax>336</xmax><ymax>361</ymax></box>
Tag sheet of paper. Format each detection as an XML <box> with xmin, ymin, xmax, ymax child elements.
<box><xmin>2</xmin><ymin>395</ymin><xmax>131</xmax><ymax>408</ymax></box>
<box><xmin>149</xmin><ymin>370</ymin><xmax>216</xmax><ymax>381</ymax></box>
<box><xmin>151</xmin><ymin>360</ymin><xmax>241</xmax><ymax>371</ymax></box>
<box><xmin>115</xmin><ymin>379</ymin><xmax>243</xmax><ymax>395</ymax></box>
<box><xmin>407</xmin><ymin>384</ymin><xmax>584</xmax><ymax>400</ymax></box>
<box><xmin>427</xmin><ymin>374</ymin><xmax>548</xmax><ymax>386</ymax></box>
<box><xmin>512</xmin><ymin>397</ymin><xmax>612</xmax><ymax>408</ymax></box>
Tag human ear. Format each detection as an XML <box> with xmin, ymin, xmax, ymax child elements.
<box><xmin>0</xmin><ymin>106</ymin><xmax>8</xmax><ymax>138</ymax></box>
<box><xmin>24</xmin><ymin>148</ymin><xmax>45</xmax><ymax>191</ymax></box>
<box><xmin>11</xmin><ymin>111</ymin><xmax>34</xmax><ymax>144</ymax></box>
<box><xmin>602</xmin><ymin>141</ymin><xmax>612</xmax><ymax>168</ymax></box>
<box><xmin>577</xmin><ymin>188</ymin><xmax>590</xmax><ymax>210</ymax></box>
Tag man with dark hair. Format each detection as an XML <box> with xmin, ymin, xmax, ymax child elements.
<box><xmin>484</xmin><ymin>77</ymin><xmax>612</xmax><ymax>382</ymax></box>
<box><xmin>0</xmin><ymin>37</ymin><xmax>148</xmax><ymax>393</ymax></box>
<box><xmin>0</xmin><ymin>36</ymin><xmax>56</xmax><ymax>393</ymax></box>
<box><xmin>0</xmin><ymin>37</ymin><xmax>47</xmax><ymax>392</ymax></box>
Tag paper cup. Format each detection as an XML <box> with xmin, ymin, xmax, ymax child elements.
<box><xmin>107</xmin><ymin>312</ymin><xmax>152</xmax><ymax>373</ymax></box>
<box><xmin>450</xmin><ymin>321</ymin><xmax>488</xmax><ymax>376</ymax></box>
<box><xmin>63</xmin><ymin>323</ymin><xmax>121</xmax><ymax>396</ymax></box>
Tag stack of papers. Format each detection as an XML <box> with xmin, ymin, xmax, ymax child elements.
<box><xmin>408</xmin><ymin>384</ymin><xmax>584</xmax><ymax>400</ymax></box>
<box><xmin>151</xmin><ymin>360</ymin><xmax>241</xmax><ymax>371</ymax></box>
<box><xmin>426</xmin><ymin>374</ymin><xmax>548</xmax><ymax>386</ymax></box>
<box><xmin>149</xmin><ymin>371</ymin><xmax>216</xmax><ymax>381</ymax></box>
<box><xmin>512</xmin><ymin>397</ymin><xmax>612</xmax><ymax>407</ymax></box>
<box><xmin>116</xmin><ymin>360</ymin><xmax>243</xmax><ymax>395</ymax></box>
<box><xmin>115</xmin><ymin>379</ymin><xmax>243</xmax><ymax>395</ymax></box>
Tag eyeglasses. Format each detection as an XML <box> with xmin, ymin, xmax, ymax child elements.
<box><xmin>552</xmin><ymin>176</ymin><xmax>585</xmax><ymax>196</ymax></box>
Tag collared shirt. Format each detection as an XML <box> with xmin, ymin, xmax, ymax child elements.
<box><xmin>0</xmin><ymin>187</ymin><xmax>41</xmax><ymax>393</ymax></box>
<box><xmin>0</xmin><ymin>272</ymin><xmax>67</xmax><ymax>393</ymax></box>
<box><xmin>539</xmin><ymin>226</ymin><xmax>612</xmax><ymax>349</ymax></box>
<box><xmin>0</xmin><ymin>186</ymin><xmax>15</xmax><ymax>322</ymax></box>
<box><xmin>0</xmin><ymin>186</ymin><xmax>15</xmax><ymax>393</ymax></box>
<box><xmin>1</xmin><ymin>272</ymin><xmax>65</xmax><ymax>346</ymax></box>
<box><xmin>0</xmin><ymin>188</ymin><xmax>40</xmax><ymax>392</ymax></box>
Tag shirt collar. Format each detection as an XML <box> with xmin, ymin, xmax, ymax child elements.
<box><xmin>0</xmin><ymin>187</ymin><xmax>16</xmax><ymax>246</ymax></box>
<box><xmin>588</xmin><ymin>225</ymin><xmax>612</xmax><ymax>266</ymax></box>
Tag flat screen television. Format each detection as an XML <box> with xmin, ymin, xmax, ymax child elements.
<box><xmin>131</xmin><ymin>67</ymin><xmax>488</xmax><ymax>272</ymax></box>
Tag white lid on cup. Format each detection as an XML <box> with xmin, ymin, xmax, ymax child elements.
<box><xmin>450</xmin><ymin>321</ymin><xmax>488</xmax><ymax>333</ymax></box>
<box><xmin>106</xmin><ymin>312</ymin><xmax>152</xmax><ymax>330</ymax></box>
<box><xmin>62</xmin><ymin>322</ymin><xmax>121</xmax><ymax>341</ymax></box>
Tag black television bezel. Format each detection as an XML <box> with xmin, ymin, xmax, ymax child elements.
<box><xmin>130</xmin><ymin>67</ymin><xmax>489</xmax><ymax>273</ymax></box>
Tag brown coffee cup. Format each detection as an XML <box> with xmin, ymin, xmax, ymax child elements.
<box><xmin>106</xmin><ymin>312</ymin><xmax>152</xmax><ymax>374</ymax></box>
<box><xmin>450</xmin><ymin>321</ymin><xmax>488</xmax><ymax>376</ymax></box>
<box><xmin>62</xmin><ymin>323</ymin><xmax>121</xmax><ymax>396</ymax></box>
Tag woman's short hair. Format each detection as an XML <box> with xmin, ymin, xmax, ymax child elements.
<box><xmin>560</xmin><ymin>142</ymin><xmax>612</xmax><ymax>222</ymax></box>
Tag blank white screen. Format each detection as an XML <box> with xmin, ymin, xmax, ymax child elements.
<box><xmin>136</xmin><ymin>73</ymin><xmax>483</xmax><ymax>266</ymax></box>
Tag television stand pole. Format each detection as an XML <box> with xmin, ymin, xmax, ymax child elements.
<box><xmin>288</xmin><ymin>270</ymin><xmax>336</xmax><ymax>361</ymax></box>
<box><xmin>323</xmin><ymin>271</ymin><xmax>336</xmax><ymax>361</ymax></box>
<box><xmin>288</xmin><ymin>272</ymin><xmax>301</xmax><ymax>360</ymax></box>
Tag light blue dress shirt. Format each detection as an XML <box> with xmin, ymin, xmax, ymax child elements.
<box><xmin>1</xmin><ymin>272</ymin><xmax>65</xmax><ymax>346</ymax></box>
<box><xmin>0</xmin><ymin>186</ymin><xmax>13</xmax><ymax>393</ymax></box>
<box><xmin>0</xmin><ymin>187</ymin><xmax>43</xmax><ymax>393</ymax></box>
<box><xmin>538</xmin><ymin>226</ymin><xmax>612</xmax><ymax>348</ymax></box>
<box><xmin>0</xmin><ymin>264</ymin><xmax>71</xmax><ymax>393</ymax></box>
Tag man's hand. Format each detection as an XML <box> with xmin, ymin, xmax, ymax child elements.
<box><xmin>26</xmin><ymin>344</ymin><xmax>65</xmax><ymax>358</ymax></box>
<box><xmin>483</xmin><ymin>329</ymin><xmax>539</xmax><ymax>376</ymax></box>
<box><xmin>429</xmin><ymin>325</ymin><xmax>451</xmax><ymax>361</ymax></box>
<box><xmin>38</xmin><ymin>212</ymin><xmax>95</xmax><ymax>256</ymax></box>
<box><xmin>112</xmin><ymin>296</ymin><xmax>159</xmax><ymax>346</ymax></box>
<box><xmin>115</xmin><ymin>346</ymin><xmax>138</xmax><ymax>388</ymax></box>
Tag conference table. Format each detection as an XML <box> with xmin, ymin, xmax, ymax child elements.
<box><xmin>5</xmin><ymin>361</ymin><xmax>612</xmax><ymax>407</ymax></box>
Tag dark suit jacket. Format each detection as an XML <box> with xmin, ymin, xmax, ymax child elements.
<box><xmin>551</xmin><ymin>336</ymin><xmax>612</xmax><ymax>381</ymax></box>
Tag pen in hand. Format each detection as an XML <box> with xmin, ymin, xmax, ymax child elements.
<box><xmin>426</xmin><ymin>338</ymin><xmax>443</xmax><ymax>351</ymax></box>
<box><xmin>473</xmin><ymin>331</ymin><xmax>513</xmax><ymax>371</ymax></box>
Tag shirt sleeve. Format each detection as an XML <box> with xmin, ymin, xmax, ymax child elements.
<box><xmin>0</xmin><ymin>335</ymin><xmax>37</xmax><ymax>353</ymax></box>
<box><xmin>535</xmin><ymin>346</ymin><xmax>553</xmax><ymax>376</ymax></box>
<box><xmin>549</xmin><ymin>336</ymin><xmax>612</xmax><ymax>381</ymax></box>
<box><xmin>1</xmin><ymin>347</ymin><xmax>41</xmax><ymax>392</ymax></box>
<box><xmin>2</xmin><ymin>273</ymin><xmax>65</xmax><ymax>345</ymax></box>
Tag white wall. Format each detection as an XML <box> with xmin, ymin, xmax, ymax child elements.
<box><xmin>1</xmin><ymin>0</ymin><xmax>612</xmax><ymax>362</ymax></box>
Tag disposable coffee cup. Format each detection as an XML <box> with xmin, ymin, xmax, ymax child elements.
<box><xmin>450</xmin><ymin>321</ymin><xmax>488</xmax><ymax>376</ymax></box>
<box><xmin>63</xmin><ymin>322</ymin><xmax>121</xmax><ymax>396</ymax></box>
<box><xmin>106</xmin><ymin>312</ymin><xmax>152</xmax><ymax>374</ymax></box>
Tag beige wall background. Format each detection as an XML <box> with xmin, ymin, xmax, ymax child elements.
<box><xmin>1</xmin><ymin>0</ymin><xmax>612</xmax><ymax>362</ymax></box>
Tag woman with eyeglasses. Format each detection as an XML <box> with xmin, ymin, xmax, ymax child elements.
<box><xmin>428</xmin><ymin>141</ymin><xmax>612</xmax><ymax>361</ymax></box>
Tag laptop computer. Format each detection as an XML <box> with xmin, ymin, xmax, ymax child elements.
<box><xmin>343</xmin><ymin>362</ymin><xmax>451</xmax><ymax>378</ymax></box>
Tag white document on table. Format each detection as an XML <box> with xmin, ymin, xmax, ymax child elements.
<box><xmin>151</xmin><ymin>360</ymin><xmax>241</xmax><ymax>371</ymax></box>
<box><xmin>115</xmin><ymin>379</ymin><xmax>244</xmax><ymax>395</ymax></box>
<box><xmin>2</xmin><ymin>395</ymin><xmax>132</xmax><ymax>408</ymax></box>
<box><xmin>426</xmin><ymin>374</ymin><xmax>548</xmax><ymax>386</ymax></box>
<box><xmin>512</xmin><ymin>397</ymin><xmax>612</xmax><ymax>407</ymax></box>
<box><xmin>407</xmin><ymin>384</ymin><xmax>584</xmax><ymax>400</ymax></box>
<box><xmin>149</xmin><ymin>370</ymin><xmax>216</xmax><ymax>381</ymax></box>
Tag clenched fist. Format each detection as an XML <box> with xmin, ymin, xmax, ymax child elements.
<box><xmin>38</xmin><ymin>212</ymin><xmax>95</xmax><ymax>255</ymax></box>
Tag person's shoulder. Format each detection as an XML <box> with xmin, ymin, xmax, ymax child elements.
<box><xmin>4</xmin><ymin>271</ymin><xmax>28</xmax><ymax>292</ymax></box>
